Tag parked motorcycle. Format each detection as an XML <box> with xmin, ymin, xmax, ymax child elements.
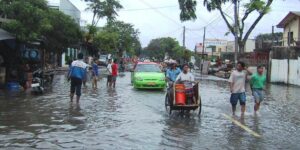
<box><xmin>31</xmin><ymin>68</ymin><xmax>44</xmax><ymax>94</ymax></box>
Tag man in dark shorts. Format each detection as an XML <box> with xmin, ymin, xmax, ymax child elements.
<box><xmin>228</xmin><ymin>61</ymin><xmax>247</xmax><ymax>116</ymax></box>
<box><xmin>250</xmin><ymin>65</ymin><xmax>266</xmax><ymax>113</ymax></box>
<box><xmin>106</xmin><ymin>59</ymin><xmax>112</xmax><ymax>87</ymax></box>
<box><xmin>68</xmin><ymin>53</ymin><xmax>87</xmax><ymax>103</ymax></box>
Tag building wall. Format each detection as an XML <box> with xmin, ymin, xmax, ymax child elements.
<box><xmin>226</xmin><ymin>41</ymin><xmax>234</xmax><ymax>52</ymax></box>
<box><xmin>59</xmin><ymin>0</ymin><xmax>81</xmax><ymax>24</ymax></box>
<box><xmin>283</xmin><ymin>17</ymin><xmax>300</xmax><ymax>46</ymax></box>
<box><xmin>226</xmin><ymin>39</ymin><xmax>255</xmax><ymax>53</ymax></box>
<box><xmin>245</xmin><ymin>39</ymin><xmax>255</xmax><ymax>52</ymax></box>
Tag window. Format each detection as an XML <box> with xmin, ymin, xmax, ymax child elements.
<box><xmin>288</xmin><ymin>31</ymin><xmax>294</xmax><ymax>45</ymax></box>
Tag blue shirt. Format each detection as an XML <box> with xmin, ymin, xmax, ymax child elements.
<box><xmin>69</xmin><ymin>60</ymin><xmax>87</xmax><ymax>80</ymax></box>
<box><xmin>92</xmin><ymin>63</ymin><xmax>99</xmax><ymax>76</ymax></box>
<box><xmin>166</xmin><ymin>68</ymin><xmax>181</xmax><ymax>82</ymax></box>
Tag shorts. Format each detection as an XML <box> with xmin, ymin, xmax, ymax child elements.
<box><xmin>71</xmin><ymin>77</ymin><xmax>83</xmax><ymax>96</ymax></box>
<box><xmin>107</xmin><ymin>75</ymin><xmax>112</xmax><ymax>82</ymax></box>
<box><xmin>252</xmin><ymin>89</ymin><xmax>264</xmax><ymax>103</ymax></box>
<box><xmin>230</xmin><ymin>92</ymin><xmax>246</xmax><ymax>106</ymax></box>
<box><xmin>112</xmin><ymin>76</ymin><xmax>117</xmax><ymax>82</ymax></box>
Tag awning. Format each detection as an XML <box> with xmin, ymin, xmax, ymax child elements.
<box><xmin>0</xmin><ymin>28</ymin><xmax>15</xmax><ymax>41</ymax></box>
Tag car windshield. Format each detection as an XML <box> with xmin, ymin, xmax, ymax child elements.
<box><xmin>135</xmin><ymin>64</ymin><xmax>161</xmax><ymax>72</ymax></box>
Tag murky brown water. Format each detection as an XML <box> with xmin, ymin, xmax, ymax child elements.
<box><xmin>0</xmin><ymin>72</ymin><xmax>299</xmax><ymax>149</ymax></box>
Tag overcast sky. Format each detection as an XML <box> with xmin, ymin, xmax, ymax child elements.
<box><xmin>48</xmin><ymin>0</ymin><xmax>300</xmax><ymax>50</ymax></box>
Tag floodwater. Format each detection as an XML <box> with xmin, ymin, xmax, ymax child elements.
<box><xmin>0</xmin><ymin>72</ymin><xmax>299</xmax><ymax>149</ymax></box>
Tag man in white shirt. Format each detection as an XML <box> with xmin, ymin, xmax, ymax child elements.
<box><xmin>175</xmin><ymin>64</ymin><xmax>195</xmax><ymax>104</ymax></box>
<box><xmin>175</xmin><ymin>64</ymin><xmax>195</xmax><ymax>83</ymax></box>
<box><xmin>106</xmin><ymin>59</ymin><xmax>112</xmax><ymax>87</ymax></box>
<box><xmin>228</xmin><ymin>61</ymin><xmax>247</xmax><ymax>116</ymax></box>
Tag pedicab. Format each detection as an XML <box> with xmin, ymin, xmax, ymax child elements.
<box><xmin>165</xmin><ymin>81</ymin><xmax>202</xmax><ymax>116</ymax></box>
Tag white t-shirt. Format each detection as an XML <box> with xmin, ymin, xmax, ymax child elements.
<box><xmin>107</xmin><ymin>63</ymin><xmax>112</xmax><ymax>75</ymax></box>
<box><xmin>176</xmin><ymin>72</ymin><xmax>195</xmax><ymax>82</ymax></box>
<box><xmin>228</xmin><ymin>70</ymin><xmax>247</xmax><ymax>93</ymax></box>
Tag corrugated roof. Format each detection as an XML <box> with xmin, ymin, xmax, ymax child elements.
<box><xmin>277</xmin><ymin>11</ymin><xmax>300</xmax><ymax>28</ymax></box>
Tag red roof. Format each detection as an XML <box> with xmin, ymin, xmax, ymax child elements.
<box><xmin>277</xmin><ymin>11</ymin><xmax>300</xmax><ymax>28</ymax></box>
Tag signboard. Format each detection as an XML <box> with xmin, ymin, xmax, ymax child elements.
<box><xmin>205</xmin><ymin>39</ymin><xmax>227</xmax><ymax>47</ymax></box>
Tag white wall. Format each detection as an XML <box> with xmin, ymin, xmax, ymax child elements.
<box><xmin>226</xmin><ymin>39</ymin><xmax>255</xmax><ymax>53</ymax></box>
<box><xmin>270</xmin><ymin>58</ymin><xmax>300</xmax><ymax>86</ymax></box>
<box><xmin>245</xmin><ymin>39</ymin><xmax>255</xmax><ymax>52</ymax></box>
<box><xmin>59</xmin><ymin>0</ymin><xmax>81</xmax><ymax>24</ymax></box>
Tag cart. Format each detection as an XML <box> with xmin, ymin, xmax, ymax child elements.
<box><xmin>165</xmin><ymin>82</ymin><xmax>202</xmax><ymax>116</ymax></box>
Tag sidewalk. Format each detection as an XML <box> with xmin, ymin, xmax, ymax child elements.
<box><xmin>193</xmin><ymin>69</ymin><xmax>228</xmax><ymax>82</ymax></box>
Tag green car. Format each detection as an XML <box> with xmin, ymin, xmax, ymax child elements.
<box><xmin>131</xmin><ymin>62</ymin><xmax>166</xmax><ymax>89</ymax></box>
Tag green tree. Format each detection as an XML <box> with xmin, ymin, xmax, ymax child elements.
<box><xmin>93</xmin><ymin>21</ymin><xmax>140</xmax><ymax>57</ymax></box>
<box><xmin>178</xmin><ymin>0</ymin><xmax>274</xmax><ymax>53</ymax></box>
<box><xmin>1</xmin><ymin>0</ymin><xmax>51</xmax><ymax>42</ymax></box>
<box><xmin>85</xmin><ymin>0</ymin><xmax>123</xmax><ymax>26</ymax></box>
<box><xmin>144</xmin><ymin>37</ymin><xmax>186</xmax><ymax>61</ymax></box>
<box><xmin>1</xmin><ymin>0</ymin><xmax>82</xmax><ymax>51</ymax></box>
<box><xmin>44</xmin><ymin>9</ymin><xmax>82</xmax><ymax>53</ymax></box>
<box><xmin>255</xmin><ymin>32</ymin><xmax>283</xmax><ymax>48</ymax></box>
<box><xmin>83</xmin><ymin>0</ymin><xmax>123</xmax><ymax>56</ymax></box>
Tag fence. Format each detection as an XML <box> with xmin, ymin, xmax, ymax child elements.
<box><xmin>269</xmin><ymin>46</ymin><xmax>300</xmax><ymax>86</ymax></box>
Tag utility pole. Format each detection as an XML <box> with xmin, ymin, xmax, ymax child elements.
<box><xmin>271</xmin><ymin>26</ymin><xmax>274</xmax><ymax>47</ymax></box>
<box><xmin>201</xmin><ymin>27</ymin><xmax>206</xmax><ymax>75</ymax></box>
<box><xmin>234</xmin><ymin>0</ymin><xmax>239</xmax><ymax>65</ymax></box>
<box><xmin>183</xmin><ymin>26</ymin><xmax>186</xmax><ymax>48</ymax></box>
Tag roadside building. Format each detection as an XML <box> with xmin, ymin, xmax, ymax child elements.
<box><xmin>277</xmin><ymin>11</ymin><xmax>300</xmax><ymax>46</ymax></box>
<box><xmin>226</xmin><ymin>39</ymin><xmax>256</xmax><ymax>53</ymax></box>
<box><xmin>268</xmin><ymin>11</ymin><xmax>300</xmax><ymax>86</ymax></box>
<box><xmin>48</xmin><ymin>0</ymin><xmax>82</xmax><ymax>67</ymax></box>
<box><xmin>204</xmin><ymin>39</ymin><xmax>227</xmax><ymax>57</ymax></box>
<box><xmin>58</xmin><ymin>0</ymin><xmax>81</xmax><ymax>25</ymax></box>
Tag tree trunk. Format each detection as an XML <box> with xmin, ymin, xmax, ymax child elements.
<box><xmin>239</xmin><ymin>42</ymin><xmax>245</xmax><ymax>54</ymax></box>
<box><xmin>239</xmin><ymin>43</ymin><xmax>245</xmax><ymax>54</ymax></box>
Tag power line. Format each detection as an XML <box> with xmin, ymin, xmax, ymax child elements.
<box><xmin>122</xmin><ymin>5</ymin><xmax>177</xmax><ymax>12</ymax></box>
<box><xmin>139</xmin><ymin>0</ymin><xmax>182</xmax><ymax>27</ymax></box>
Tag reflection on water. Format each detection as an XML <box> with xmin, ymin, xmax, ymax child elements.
<box><xmin>0</xmin><ymin>73</ymin><xmax>299</xmax><ymax>149</ymax></box>
<box><xmin>160</xmin><ymin>116</ymin><xmax>200</xmax><ymax>150</ymax></box>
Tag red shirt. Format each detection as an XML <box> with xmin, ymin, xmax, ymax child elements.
<box><xmin>112</xmin><ymin>63</ymin><xmax>118</xmax><ymax>76</ymax></box>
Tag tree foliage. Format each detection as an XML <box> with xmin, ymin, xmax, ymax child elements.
<box><xmin>256</xmin><ymin>32</ymin><xmax>282</xmax><ymax>41</ymax></box>
<box><xmin>44</xmin><ymin>9</ymin><xmax>82</xmax><ymax>52</ymax></box>
<box><xmin>93</xmin><ymin>21</ymin><xmax>141</xmax><ymax>56</ymax></box>
<box><xmin>85</xmin><ymin>0</ymin><xmax>123</xmax><ymax>26</ymax></box>
<box><xmin>144</xmin><ymin>37</ymin><xmax>186</xmax><ymax>61</ymax></box>
<box><xmin>178</xmin><ymin>0</ymin><xmax>274</xmax><ymax>53</ymax></box>
<box><xmin>0</xmin><ymin>0</ymin><xmax>82</xmax><ymax>52</ymax></box>
<box><xmin>1</xmin><ymin>0</ymin><xmax>51</xmax><ymax>42</ymax></box>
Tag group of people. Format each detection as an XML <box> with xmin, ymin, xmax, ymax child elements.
<box><xmin>67</xmin><ymin>54</ymin><xmax>266</xmax><ymax>115</ymax></box>
<box><xmin>165</xmin><ymin>63</ymin><xmax>196</xmax><ymax>105</ymax></box>
<box><xmin>166</xmin><ymin>61</ymin><xmax>267</xmax><ymax>115</ymax></box>
<box><xmin>67</xmin><ymin>53</ymin><xmax>118</xmax><ymax>103</ymax></box>
<box><xmin>229</xmin><ymin>61</ymin><xmax>266</xmax><ymax>116</ymax></box>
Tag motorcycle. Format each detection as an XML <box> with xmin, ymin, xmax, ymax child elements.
<box><xmin>31</xmin><ymin>68</ymin><xmax>44</xmax><ymax>94</ymax></box>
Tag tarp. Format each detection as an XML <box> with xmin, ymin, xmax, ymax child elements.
<box><xmin>0</xmin><ymin>29</ymin><xmax>15</xmax><ymax>41</ymax></box>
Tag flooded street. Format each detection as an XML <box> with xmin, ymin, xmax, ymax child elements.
<box><xmin>0</xmin><ymin>72</ymin><xmax>300</xmax><ymax>149</ymax></box>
